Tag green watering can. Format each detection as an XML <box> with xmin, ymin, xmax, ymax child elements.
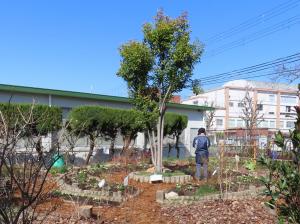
<box><xmin>52</xmin><ymin>153</ymin><xmax>65</xmax><ymax>168</ymax></box>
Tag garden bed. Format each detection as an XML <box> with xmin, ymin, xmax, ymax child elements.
<box><xmin>162</xmin><ymin>169</ymin><xmax>265</xmax><ymax>200</ymax></box>
<box><xmin>52</xmin><ymin>163</ymin><xmax>143</xmax><ymax>205</ymax></box>
<box><xmin>56</xmin><ymin>175</ymin><xmax>140</xmax><ymax>204</ymax></box>
<box><xmin>159</xmin><ymin>185</ymin><xmax>266</xmax><ymax>204</ymax></box>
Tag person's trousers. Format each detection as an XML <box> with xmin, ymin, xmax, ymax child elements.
<box><xmin>195</xmin><ymin>151</ymin><xmax>208</xmax><ymax>179</ymax></box>
<box><xmin>271</xmin><ymin>150</ymin><xmax>278</xmax><ymax>160</ymax></box>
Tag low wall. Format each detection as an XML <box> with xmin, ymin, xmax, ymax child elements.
<box><xmin>56</xmin><ymin>177</ymin><xmax>139</xmax><ymax>204</ymax></box>
<box><xmin>128</xmin><ymin>172</ymin><xmax>192</xmax><ymax>184</ymax></box>
<box><xmin>156</xmin><ymin>185</ymin><xmax>265</xmax><ymax>204</ymax></box>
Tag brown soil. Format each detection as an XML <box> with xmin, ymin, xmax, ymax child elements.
<box><xmin>162</xmin><ymin>199</ymin><xmax>277</xmax><ymax>224</ymax></box>
<box><xmin>35</xmin><ymin>170</ymin><xmax>276</xmax><ymax>224</ymax></box>
<box><xmin>36</xmin><ymin>171</ymin><xmax>177</xmax><ymax>224</ymax></box>
<box><xmin>96</xmin><ymin>180</ymin><xmax>175</xmax><ymax>224</ymax></box>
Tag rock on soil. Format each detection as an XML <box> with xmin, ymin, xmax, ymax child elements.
<box><xmin>165</xmin><ymin>191</ymin><xmax>179</xmax><ymax>200</ymax></box>
<box><xmin>162</xmin><ymin>199</ymin><xmax>277</xmax><ymax>224</ymax></box>
<box><xmin>79</xmin><ymin>205</ymin><xmax>93</xmax><ymax>218</ymax></box>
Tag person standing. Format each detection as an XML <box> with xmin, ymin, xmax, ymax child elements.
<box><xmin>193</xmin><ymin>128</ymin><xmax>210</xmax><ymax>181</ymax></box>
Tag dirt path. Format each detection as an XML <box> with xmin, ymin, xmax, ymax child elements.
<box><xmin>95</xmin><ymin>172</ymin><xmax>176</xmax><ymax>224</ymax></box>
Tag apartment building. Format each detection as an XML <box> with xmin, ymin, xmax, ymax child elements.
<box><xmin>182</xmin><ymin>80</ymin><xmax>298</xmax><ymax>134</ymax></box>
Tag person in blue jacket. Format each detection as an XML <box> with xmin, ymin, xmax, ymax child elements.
<box><xmin>193</xmin><ymin>128</ymin><xmax>210</xmax><ymax>181</ymax></box>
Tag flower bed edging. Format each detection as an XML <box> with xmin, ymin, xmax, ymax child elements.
<box><xmin>157</xmin><ymin>185</ymin><xmax>266</xmax><ymax>204</ymax></box>
<box><xmin>128</xmin><ymin>172</ymin><xmax>192</xmax><ymax>183</ymax></box>
<box><xmin>55</xmin><ymin>177</ymin><xmax>140</xmax><ymax>204</ymax></box>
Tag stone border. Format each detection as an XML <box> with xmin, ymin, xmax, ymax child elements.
<box><xmin>56</xmin><ymin>177</ymin><xmax>140</xmax><ymax>204</ymax></box>
<box><xmin>128</xmin><ymin>172</ymin><xmax>192</xmax><ymax>183</ymax></box>
<box><xmin>156</xmin><ymin>185</ymin><xmax>266</xmax><ymax>204</ymax></box>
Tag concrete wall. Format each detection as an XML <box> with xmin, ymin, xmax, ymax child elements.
<box><xmin>0</xmin><ymin>92</ymin><xmax>49</xmax><ymax>104</ymax></box>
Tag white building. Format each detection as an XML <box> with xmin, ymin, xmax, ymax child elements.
<box><xmin>182</xmin><ymin>80</ymin><xmax>298</xmax><ymax>134</ymax></box>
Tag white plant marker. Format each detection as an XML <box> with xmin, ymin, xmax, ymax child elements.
<box><xmin>150</xmin><ymin>174</ymin><xmax>163</xmax><ymax>183</ymax></box>
<box><xmin>212</xmin><ymin>167</ymin><xmax>219</xmax><ymax>176</ymax></box>
<box><xmin>123</xmin><ymin>175</ymin><xmax>129</xmax><ymax>187</ymax></box>
<box><xmin>103</xmin><ymin>147</ymin><xmax>110</xmax><ymax>155</ymax></box>
<box><xmin>235</xmin><ymin>154</ymin><xmax>240</xmax><ymax>171</ymax></box>
<box><xmin>98</xmin><ymin>179</ymin><xmax>106</xmax><ymax>188</ymax></box>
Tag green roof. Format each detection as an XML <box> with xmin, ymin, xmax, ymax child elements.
<box><xmin>0</xmin><ymin>83</ymin><xmax>213</xmax><ymax>111</ymax></box>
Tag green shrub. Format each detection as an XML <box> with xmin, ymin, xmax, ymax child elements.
<box><xmin>90</xmin><ymin>163</ymin><xmax>108</xmax><ymax>174</ymax></box>
<box><xmin>236</xmin><ymin>174</ymin><xmax>256</xmax><ymax>184</ymax></box>
<box><xmin>195</xmin><ymin>184</ymin><xmax>218</xmax><ymax>197</ymax></box>
<box><xmin>76</xmin><ymin>170</ymin><xmax>88</xmax><ymax>184</ymax></box>
<box><xmin>68</xmin><ymin>106</ymin><xmax>146</xmax><ymax>164</ymax></box>
<box><xmin>89</xmin><ymin>177</ymin><xmax>98</xmax><ymax>188</ymax></box>
<box><xmin>243</xmin><ymin>159</ymin><xmax>256</xmax><ymax>172</ymax></box>
<box><xmin>0</xmin><ymin>103</ymin><xmax>62</xmax><ymax>136</ymax></box>
<box><xmin>116</xmin><ymin>184</ymin><xmax>126</xmax><ymax>192</ymax></box>
<box><xmin>260</xmin><ymin>104</ymin><xmax>300</xmax><ymax>223</ymax></box>
<box><xmin>259</xmin><ymin>156</ymin><xmax>300</xmax><ymax>223</ymax></box>
<box><xmin>175</xmin><ymin>183</ymin><xmax>182</xmax><ymax>191</ymax></box>
<box><xmin>163</xmin><ymin>171</ymin><xmax>185</xmax><ymax>177</ymax></box>
<box><xmin>51</xmin><ymin>190</ymin><xmax>63</xmax><ymax>197</ymax></box>
<box><xmin>164</xmin><ymin>113</ymin><xmax>188</xmax><ymax>158</ymax></box>
<box><xmin>49</xmin><ymin>165</ymin><xmax>68</xmax><ymax>175</ymax></box>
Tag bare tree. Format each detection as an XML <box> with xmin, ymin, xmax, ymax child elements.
<box><xmin>61</xmin><ymin>121</ymin><xmax>84</xmax><ymax>166</ymax></box>
<box><xmin>275</xmin><ymin>63</ymin><xmax>300</xmax><ymax>83</ymax></box>
<box><xmin>0</xmin><ymin>103</ymin><xmax>63</xmax><ymax>224</ymax></box>
<box><xmin>205</xmin><ymin>103</ymin><xmax>215</xmax><ymax>133</ymax></box>
<box><xmin>240</xmin><ymin>87</ymin><xmax>264</xmax><ymax>152</ymax></box>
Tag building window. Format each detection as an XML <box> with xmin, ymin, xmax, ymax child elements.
<box><xmin>236</xmin><ymin>119</ymin><xmax>244</xmax><ymax>127</ymax></box>
<box><xmin>257</xmin><ymin>104</ymin><xmax>263</xmax><ymax>111</ymax></box>
<box><xmin>228</xmin><ymin>119</ymin><xmax>235</xmax><ymax>128</ymax></box>
<box><xmin>286</xmin><ymin>121</ymin><xmax>295</xmax><ymax>129</ymax></box>
<box><xmin>269</xmin><ymin>95</ymin><xmax>275</xmax><ymax>102</ymax></box>
<box><xmin>216</xmin><ymin>119</ymin><xmax>223</xmax><ymax>126</ymax></box>
<box><xmin>237</xmin><ymin>102</ymin><xmax>243</xmax><ymax>107</ymax></box>
<box><xmin>269</xmin><ymin>111</ymin><xmax>275</xmax><ymax>115</ymax></box>
<box><xmin>193</xmin><ymin>100</ymin><xmax>198</xmax><ymax>105</ymax></box>
<box><xmin>286</xmin><ymin>106</ymin><xmax>291</xmax><ymax>112</ymax></box>
<box><xmin>258</xmin><ymin>120</ymin><xmax>268</xmax><ymax>128</ymax></box>
<box><xmin>269</xmin><ymin>120</ymin><xmax>276</xmax><ymax>128</ymax></box>
<box><xmin>229</xmin><ymin>102</ymin><xmax>234</xmax><ymax>107</ymax></box>
<box><xmin>281</xmin><ymin>95</ymin><xmax>297</xmax><ymax>104</ymax></box>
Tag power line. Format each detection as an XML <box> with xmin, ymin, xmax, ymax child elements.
<box><xmin>200</xmin><ymin>58</ymin><xmax>300</xmax><ymax>83</ymax></box>
<box><xmin>201</xmin><ymin>68</ymin><xmax>300</xmax><ymax>86</ymax></box>
<box><xmin>205</xmin><ymin>0</ymin><xmax>300</xmax><ymax>45</ymax></box>
<box><xmin>199</xmin><ymin>52</ymin><xmax>300</xmax><ymax>82</ymax></box>
<box><xmin>201</xmin><ymin>53</ymin><xmax>300</xmax><ymax>81</ymax></box>
<box><xmin>204</xmin><ymin>15</ymin><xmax>300</xmax><ymax>58</ymax></box>
<box><xmin>200</xmin><ymin>59</ymin><xmax>300</xmax><ymax>84</ymax></box>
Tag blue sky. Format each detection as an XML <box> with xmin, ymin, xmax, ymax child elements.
<box><xmin>0</xmin><ymin>0</ymin><xmax>299</xmax><ymax>99</ymax></box>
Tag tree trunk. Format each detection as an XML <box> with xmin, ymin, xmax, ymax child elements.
<box><xmin>148</xmin><ymin>130</ymin><xmax>156</xmax><ymax>167</ymax></box>
<box><xmin>122</xmin><ymin>135</ymin><xmax>132</xmax><ymax>154</ymax></box>
<box><xmin>175</xmin><ymin>135</ymin><xmax>180</xmax><ymax>159</ymax></box>
<box><xmin>85</xmin><ymin>135</ymin><xmax>95</xmax><ymax>165</ymax></box>
<box><xmin>156</xmin><ymin>116</ymin><xmax>161</xmax><ymax>173</ymax></box>
<box><xmin>35</xmin><ymin>137</ymin><xmax>43</xmax><ymax>160</ymax></box>
<box><xmin>168</xmin><ymin>143</ymin><xmax>172</xmax><ymax>157</ymax></box>
<box><xmin>155</xmin><ymin>107</ymin><xmax>166</xmax><ymax>173</ymax></box>
<box><xmin>110</xmin><ymin>138</ymin><xmax>116</xmax><ymax>159</ymax></box>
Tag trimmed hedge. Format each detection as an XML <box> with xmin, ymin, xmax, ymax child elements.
<box><xmin>0</xmin><ymin>103</ymin><xmax>62</xmax><ymax>136</ymax></box>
